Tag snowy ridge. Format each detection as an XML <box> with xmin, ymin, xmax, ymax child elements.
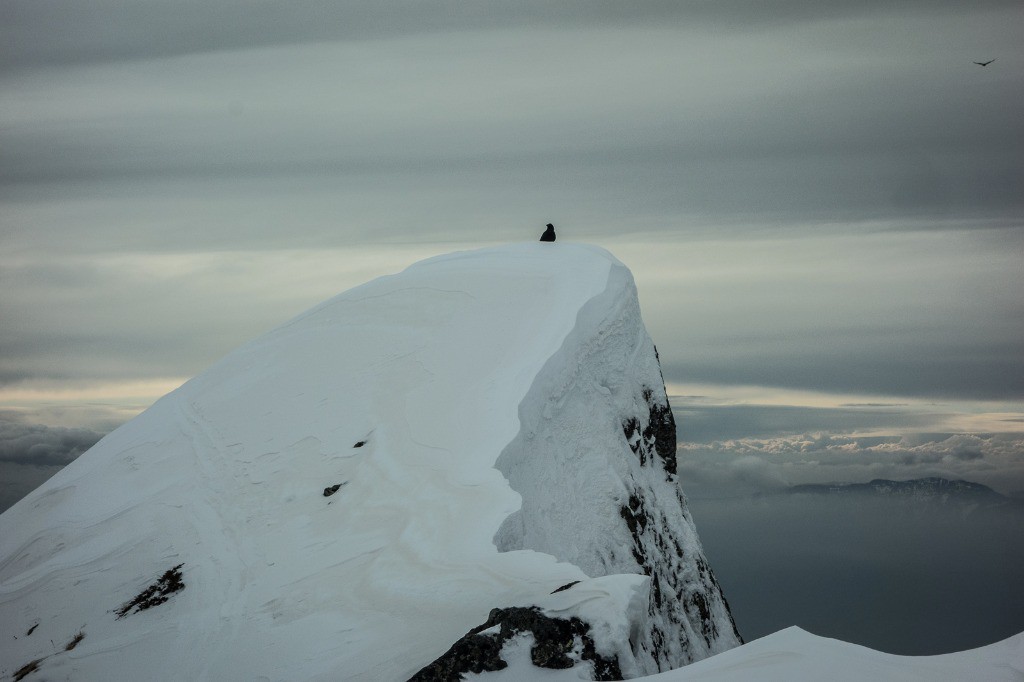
<box><xmin>0</xmin><ymin>244</ymin><xmax>736</xmax><ymax>681</ymax></box>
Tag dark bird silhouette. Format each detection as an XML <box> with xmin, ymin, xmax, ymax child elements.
<box><xmin>540</xmin><ymin>223</ymin><xmax>556</xmax><ymax>242</ymax></box>
<box><xmin>974</xmin><ymin>59</ymin><xmax>995</xmax><ymax>66</ymax></box>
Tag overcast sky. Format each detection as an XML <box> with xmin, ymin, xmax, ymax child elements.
<box><xmin>2</xmin><ymin>2</ymin><xmax>1023</xmax><ymax>498</ymax></box>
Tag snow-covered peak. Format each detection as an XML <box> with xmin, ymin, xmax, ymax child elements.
<box><xmin>0</xmin><ymin>243</ymin><xmax>739</xmax><ymax>681</ymax></box>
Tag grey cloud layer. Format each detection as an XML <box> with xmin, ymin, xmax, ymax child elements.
<box><xmin>3</xmin><ymin>5</ymin><xmax>1021</xmax><ymax>233</ymax></box>
<box><xmin>0</xmin><ymin>414</ymin><xmax>104</xmax><ymax>466</ymax></box>
<box><xmin>3</xmin><ymin>0</ymin><xmax>1019</xmax><ymax>68</ymax></box>
<box><xmin>673</xmin><ymin>403</ymin><xmax>937</xmax><ymax>443</ymax></box>
<box><xmin>642</xmin><ymin>229</ymin><xmax>1024</xmax><ymax>401</ymax></box>
<box><xmin>666</xmin><ymin>344</ymin><xmax>1024</xmax><ymax>401</ymax></box>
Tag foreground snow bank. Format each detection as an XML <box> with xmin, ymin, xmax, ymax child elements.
<box><xmin>646</xmin><ymin>626</ymin><xmax>1024</xmax><ymax>682</ymax></box>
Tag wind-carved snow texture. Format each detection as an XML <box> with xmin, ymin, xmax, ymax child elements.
<box><xmin>493</xmin><ymin>264</ymin><xmax>742</xmax><ymax>675</ymax></box>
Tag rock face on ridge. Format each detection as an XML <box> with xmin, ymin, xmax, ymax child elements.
<box><xmin>0</xmin><ymin>243</ymin><xmax>738</xmax><ymax>681</ymax></box>
<box><xmin>493</xmin><ymin>263</ymin><xmax>741</xmax><ymax>675</ymax></box>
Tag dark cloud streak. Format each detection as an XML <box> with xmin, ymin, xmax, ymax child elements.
<box><xmin>666</xmin><ymin>344</ymin><xmax>1024</xmax><ymax>401</ymax></box>
<box><xmin>3</xmin><ymin>0</ymin><xmax>1019</xmax><ymax>70</ymax></box>
<box><xmin>672</xmin><ymin>403</ymin><xmax>939</xmax><ymax>443</ymax></box>
<box><xmin>3</xmin><ymin>19</ymin><xmax>1019</xmax><ymax>231</ymax></box>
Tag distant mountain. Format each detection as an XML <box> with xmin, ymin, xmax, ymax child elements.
<box><xmin>787</xmin><ymin>477</ymin><xmax>1010</xmax><ymax>508</ymax></box>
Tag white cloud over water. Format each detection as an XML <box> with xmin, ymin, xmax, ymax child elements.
<box><xmin>678</xmin><ymin>432</ymin><xmax>1024</xmax><ymax>497</ymax></box>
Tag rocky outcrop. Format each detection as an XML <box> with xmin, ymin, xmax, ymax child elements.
<box><xmin>622</xmin><ymin>386</ymin><xmax>678</xmax><ymax>477</ymax></box>
<box><xmin>615</xmin><ymin>372</ymin><xmax>742</xmax><ymax>670</ymax></box>
<box><xmin>115</xmin><ymin>564</ymin><xmax>185</xmax><ymax>619</ymax></box>
<box><xmin>409</xmin><ymin>607</ymin><xmax>622</xmax><ymax>682</ymax></box>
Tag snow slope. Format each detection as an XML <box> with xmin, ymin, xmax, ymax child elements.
<box><xmin>0</xmin><ymin>243</ymin><xmax>738</xmax><ymax>681</ymax></box>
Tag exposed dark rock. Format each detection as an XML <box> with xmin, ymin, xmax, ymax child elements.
<box><xmin>65</xmin><ymin>631</ymin><xmax>85</xmax><ymax>651</ymax></box>
<box><xmin>13</xmin><ymin>659</ymin><xmax>42</xmax><ymax>681</ymax></box>
<box><xmin>550</xmin><ymin>581</ymin><xmax>580</xmax><ymax>594</ymax></box>
<box><xmin>115</xmin><ymin>564</ymin><xmax>185</xmax><ymax>618</ymax></box>
<box><xmin>9</xmin><ymin>628</ymin><xmax>88</xmax><ymax>679</ymax></box>
<box><xmin>353</xmin><ymin>440</ymin><xmax>367</xmax><ymax>448</ymax></box>
<box><xmin>620</xmin><ymin>479</ymin><xmax>742</xmax><ymax>659</ymax></box>
<box><xmin>622</xmin><ymin>417</ymin><xmax>645</xmax><ymax>464</ymax></box>
<box><xmin>409</xmin><ymin>606</ymin><xmax>621</xmax><ymax>682</ymax></box>
<box><xmin>409</xmin><ymin>628</ymin><xmax>507</xmax><ymax>680</ymax></box>
<box><xmin>644</xmin><ymin>395</ymin><xmax>677</xmax><ymax>476</ymax></box>
<box><xmin>621</xmin><ymin>385</ymin><xmax>677</xmax><ymax>476</ymax></box>
<box><xmin>323</xmin><ymin>483</ymin><xmax>344</xmax><ymax>497</ymax></box>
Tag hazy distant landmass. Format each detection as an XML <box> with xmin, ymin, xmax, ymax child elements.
<box><xmin>784</xmin><ymin>477</ymin><xmax>1014</xmax><ymax>509</ymax></box>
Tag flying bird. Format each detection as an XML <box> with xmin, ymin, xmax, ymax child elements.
<box><xmin>540</xmin><ymin>223</ymin><xmax>556</xmax><ymax>242</ymax></box>
<box><xmin>973</xmin><ymin>59</ymin><xmax>995</xmax><ymax>66</ymax></box>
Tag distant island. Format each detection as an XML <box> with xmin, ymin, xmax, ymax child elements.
<box><xmin>783</xmin><ymin>477</ymin><xmax>1017</xmax><ymax>510</ymax></box>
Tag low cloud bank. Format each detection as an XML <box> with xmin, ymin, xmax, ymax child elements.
<box><xmin>671</xmin><ymin>398</ymin><xmax>1024</xmax><ymax>497</ymax></box>
<box><xmin>0</xmin><ymin>415</ymin><xmax>104</xmax><ymax>467</ymax></box>
<box><xmin>679</xmin><ymin>432</ymin><xmax>1024</xmax><ymax>498</ymax></box>
<box><xmin>0</xmin><ymin>412</ymin><xmax>108</xmax><ymax>512</ymax></box>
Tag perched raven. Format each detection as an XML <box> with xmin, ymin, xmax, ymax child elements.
<box><xmin>540</xmin><ymin>223</ymin><xmax>556</xmax><ymax>242</ymax></box>
<box><xmin>974</xmin><ymin>59</ymin><xmax>995</xmax><ymax>66</ymax></box>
